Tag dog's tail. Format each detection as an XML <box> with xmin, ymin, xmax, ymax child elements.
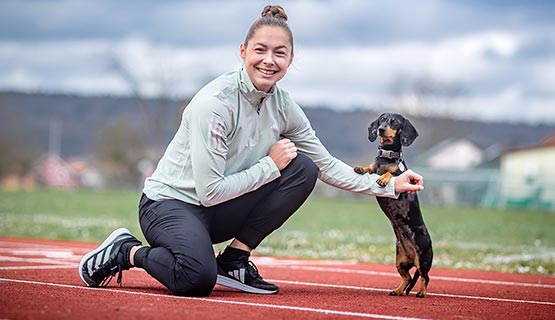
<box><xmin>405</xmin><ymin>270</ymin><xmax>420</xmax><ymax>295</ymax></box>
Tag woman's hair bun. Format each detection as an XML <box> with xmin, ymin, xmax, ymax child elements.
<box><xmin>261</xmin><ymin>5</ymin><xmax>288</xmax><ymax>21</ymax></box>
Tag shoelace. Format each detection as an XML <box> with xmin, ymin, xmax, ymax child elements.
<box><xmin>246</xmin><ymin>260</ymin><xmax>263</xmax><ymax>280</ymax></box>
<box><xmin>97</xmin><ymin>264</ymin><xmax>124</xmax><ymax>287</ymax></box>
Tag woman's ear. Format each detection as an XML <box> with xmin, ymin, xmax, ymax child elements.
<box><xmin>239</xmin><ymin>43</ymin><xmax>246</xmax><ymax>61</ymax></box>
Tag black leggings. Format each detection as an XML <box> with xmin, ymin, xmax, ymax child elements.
<box><xmin>134</xmin><ymin>154</ymin><xmax>319</xmax><ymax>296</ymax></box>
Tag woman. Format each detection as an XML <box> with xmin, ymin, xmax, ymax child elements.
<box><xmin>79</xmin><ymin>5</ymin><xmax>424</xmax><ymax>297</ymax></box>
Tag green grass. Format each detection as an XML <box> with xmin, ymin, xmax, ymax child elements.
<box><xmin>1</xmin><ymin>189</ymin><xmax>554</xmax><ymax>275</ymax></box>
<box><xmin>0</xmin><ymin>189</ymin><xmax>144</xmax><ymax>243</ymax></box>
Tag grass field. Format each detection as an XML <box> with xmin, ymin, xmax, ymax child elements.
<box><xmin>1</xmin><ymin>189</ymin><xmax>554</xmax><ymax>275</ymax></box>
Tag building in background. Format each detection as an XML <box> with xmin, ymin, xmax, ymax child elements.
<box><xmin>500</xmin><ymin>136</ymin><xmax>555</xmax><ymax>210</ymax></box>
<box><xmin>425</xmin><ymin>138</ymin><xmax>484</xmax><ymax>170</ymax></box>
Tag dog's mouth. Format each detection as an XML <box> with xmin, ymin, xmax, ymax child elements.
<box><xmin>379</xmin><ymin>135</ymin><xmax>396</xmax><ymax>146</ymax></box>
<box><xmin>379</xmin><ymin>133</ymin><xmax>395</xmax><ymax>139</ymax></box>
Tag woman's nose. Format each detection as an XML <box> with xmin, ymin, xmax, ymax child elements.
<box><xmin>263</xmin><ymin>52</ymin><xmax>274</xmax><ymax>64</ymax></box>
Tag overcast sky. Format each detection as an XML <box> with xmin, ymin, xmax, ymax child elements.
<box><xmin>1</xmin><ymin>0</ymin><xmax>554</xmax><ymax>123</ymax></box>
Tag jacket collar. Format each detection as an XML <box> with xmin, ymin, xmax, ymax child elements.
<box><xmin>239</xmin><ymin>66</ymin><xmax>275</xmax><ymax>107</ymax></box>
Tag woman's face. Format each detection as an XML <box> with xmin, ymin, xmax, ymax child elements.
<box><xmin>240</xmin><ymin>26</ymin><xmax>293</xmax><ymax>92</ymax></box>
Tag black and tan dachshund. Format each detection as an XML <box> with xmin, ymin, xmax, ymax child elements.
<box><xmin>354</xmin><ymin>113</ymin><xmax>433</xmax><ymax>298</ymax></box>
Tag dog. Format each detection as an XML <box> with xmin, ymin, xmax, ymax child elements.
<box><xmin>354</xmin><ymin>112</ymin><xmax>433</xmax><ymax>298</ymax></box>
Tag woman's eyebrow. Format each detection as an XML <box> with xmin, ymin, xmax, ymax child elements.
<box><xmin>252</xmin><ymin>42</ymin><xmax>290</xmax><ymax>51</ymax></box>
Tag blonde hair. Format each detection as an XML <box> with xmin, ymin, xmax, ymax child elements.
<box><xmin>244</xmin><ymin>5</ymin><xmax>294</xmax><ymax>55</ymax></box>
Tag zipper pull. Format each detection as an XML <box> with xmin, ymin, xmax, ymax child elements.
<box><xmin>257</xmin><ymin>97</ymin><xmax>264</xmax><ymax>114</ymax></box>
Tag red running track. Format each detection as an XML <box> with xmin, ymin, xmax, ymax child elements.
<box><xmin>1</xmin><ymin>237</ymin><xmax>554</xmax><ymax>319</ymax></box>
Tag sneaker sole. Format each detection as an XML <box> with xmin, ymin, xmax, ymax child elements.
<box><xmin>216</xmin><ymin>275</ymin><xmax>278</xmax><ymax>294</ymax></box>
<box><xmin>78</xmin><ymin>227</ymin><xmax>131</xmax><ymax>286</ymax></box>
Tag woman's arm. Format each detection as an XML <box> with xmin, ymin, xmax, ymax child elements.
<box><xmin>188</xmin><ymin>96</ymin><xmax>281</xmax><ymax>206</ymax></box>
<box><xmin>283</xmin><ymin>101</ymin><xmax>414</xmax><ymax>198</ymax></box>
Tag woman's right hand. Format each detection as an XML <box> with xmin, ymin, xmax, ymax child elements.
<box><xmin>394</xmin><ymin>169</ymin><xmax>424</xmax><ymax>193</ymax></box>
<box><xmin>269</xmin><ymin>139</ymin><xmax>297</xmax><ymax>170</ymax></box>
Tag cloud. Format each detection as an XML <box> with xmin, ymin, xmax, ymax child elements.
<box><xmin>0</xmin><ymin>0</ymin><xmax>554</xmax><ymax>123</ymax></box>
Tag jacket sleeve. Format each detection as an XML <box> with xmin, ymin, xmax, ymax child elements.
<box><xmin>188</xmin><ymin>95</ymin><xmax>281</xmax><ymax>207</ymax></box>
<box><xmin>282</xmin><ymin>101</ymin><xmax>398</xmax><ymax>199</ymax></box>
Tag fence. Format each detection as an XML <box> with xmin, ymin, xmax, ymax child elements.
<box><xmin>313</xmin><ymin>167</ymin><xmax>555</xmax><ymax>211</ymax></box>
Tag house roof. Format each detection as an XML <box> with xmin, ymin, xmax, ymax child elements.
<box><xmin>503</xmin><ymin>135</ymin><xmax>555</xmax><ymax>154</ymax></box>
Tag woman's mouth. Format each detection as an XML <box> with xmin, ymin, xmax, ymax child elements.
<box><xmin>257</xmin><ymin>67</ymin><xmax>278</xmax><ymax>75</ymax></box>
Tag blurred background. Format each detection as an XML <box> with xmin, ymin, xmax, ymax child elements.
<box><xmin>1</xmin><ymin>0</ymin><xmax>554</xmax><ymax>210</ymax></box>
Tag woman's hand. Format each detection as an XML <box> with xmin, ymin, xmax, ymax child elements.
<box><xmin>394</xmin><ymin>169</ymin><xmax>424</xmax><ymax>194</ymax></box>
<box><xmin>269</xmin><ymin>139</ymin><xmax>297</xmax><ymax>170</ymax></box>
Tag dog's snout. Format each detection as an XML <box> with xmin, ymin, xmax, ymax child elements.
<box><xmin>378</xmin><ymin>123</ymin><xmax>388</xmax><ymax>134</ymax></box>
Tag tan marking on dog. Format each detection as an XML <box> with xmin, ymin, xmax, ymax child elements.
<box><xmin>379</xmin><ymin>126</ymin><xmax>397</xmax><ymax>145</ymax></box>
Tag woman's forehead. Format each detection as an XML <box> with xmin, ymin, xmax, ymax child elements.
<box><xmin>248</xmin><ymin>26</ymin><xmax>291</xmax><ymax>46</ymax></box>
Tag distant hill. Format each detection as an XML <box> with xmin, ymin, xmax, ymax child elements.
<box><xmin>1</xmin><ymin>91</ymin><xmax>554</xmax><ymax>166</ymax></box>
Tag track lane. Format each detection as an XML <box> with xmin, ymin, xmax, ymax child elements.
<box><xmin>1</xmin><ymin>237</ymin><xmax>554</xmax><ymax>320</ymax></box>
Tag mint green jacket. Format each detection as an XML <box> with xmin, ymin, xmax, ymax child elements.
<box><xmin>143</xmin><ymin>67</ymin><xmax>397</xmax><ymax>206</ymax></box>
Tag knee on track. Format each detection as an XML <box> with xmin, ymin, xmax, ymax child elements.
<box><xmin>171</xmin><ymin>267</ymin><xmax>217</xmax><ymax>297</ymax></box>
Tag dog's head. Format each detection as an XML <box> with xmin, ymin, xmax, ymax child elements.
<box><xmin>368</xmin><ymin>113</ymin><xmax>418</xmax><ymax>147</ymax></box>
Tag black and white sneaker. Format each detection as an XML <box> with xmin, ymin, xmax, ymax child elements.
<box><xmin>216</xmin><ymin>253</ymin><xmax>279</xmax><ymax>294</ymax></box>
<box><xmin>78</xmin><ymin>228</ymin><xmax>141</xmax><ymax>287</ymax></box>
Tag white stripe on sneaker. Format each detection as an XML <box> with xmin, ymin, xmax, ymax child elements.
<box><xmin>78</xmin><ymin>228</ymin><xmax>131</xmax><ymax>286</ymax></box>
<box><xmin>216</xmin><ymin>275</ymin><xmax>278</xmax><ymax>294</ymax></box>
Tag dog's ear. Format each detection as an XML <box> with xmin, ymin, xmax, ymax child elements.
<box><xmin>400</xmin><ymin>118</ymin><xmax>418</xmax><ymax>146</ymax></box>
<box><xmin>368</xmin><ymin>118</ymin><xmax>379</xmax><ymax>142</ymax></box>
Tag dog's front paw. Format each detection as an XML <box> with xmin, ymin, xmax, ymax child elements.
<box><xmin>376</xmin><ymin>177</ymin><xmax>389</xmax><ymax>187</ymax></box>
<box><xmin>354</xmin><ymin>166</ymin><xmax>366</xmax><ymax>174</ymax></box>
<box><xmin>376</xmin><ymin>173</ymin><xmax>392</xmax><ymax>187</ymax></box>
<box><xmin>389</xmin><ymin>290</ymin><xmax>403</xmax><ymax>296</ymax></box>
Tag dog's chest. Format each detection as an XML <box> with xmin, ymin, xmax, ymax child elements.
<box><xmin>376</xmin><ymin>193</ymin><xmax>416</xmax><ymax>225</ymax></box>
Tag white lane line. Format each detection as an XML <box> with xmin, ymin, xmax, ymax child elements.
<box><xmin>2</xmin><ymin>250</ymin><xmax>554</xmax><ymax>290</ymax></box>
<box><xmin>0</xmin><ymin>256</ymin><xmax>78</xmax><ymax>265</ymax></box>
<box><xmin>272</xmin><ymin>265</ymin><xmax>555</xmax><ymax>289</ymax></box>
<box><xmin>1</xmin><ymin>241</ymin><xmax>553</xmax><ymax>299</ymax></box>
<box><xmin>0</xmin><ymin>265</ymin><xmax>76</xmax><ymax>270</ymax></box>
<box><xmin>269</xmin><ymin>279</ymin><xmax>555</xmax><ymax>306</ymax></box>
<box><xmin>0</xmin><ymin>264</ymin><xmax>552</xmax><ymax>307</ymax></box>
<box><xmin>0</xmin><ymin>278</ymin><xmax>430</xmax><ymax>320</ymax></box>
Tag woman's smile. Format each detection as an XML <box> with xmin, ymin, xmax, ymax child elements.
<box><xmin>256</xmin><ymin>67</ymin><xmax>278</xmax><ymax>76</ymax></box>
<box><xmin>240</xmin><ymin>25</ymin><xmax>292</xmax><ymax>92</ymax></box>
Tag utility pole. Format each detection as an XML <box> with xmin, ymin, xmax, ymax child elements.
<box><xmin>48</xmin><ymin>119</ymin><xmax>62</xmax><ymax>158</ymax></box>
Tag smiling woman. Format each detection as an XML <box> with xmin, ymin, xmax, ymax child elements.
<box><xmin>240</xmin><ymin>5</ymin><xmax>294</xmax><ymax>92</ymax></box>
<box><xmin>77</xmin><ymin>4</ymin><xmax>424</xmax><ymax>298</ymax></box>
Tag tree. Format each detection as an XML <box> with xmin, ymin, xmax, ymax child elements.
<box><xmin>388</xmin><ymin>74</ymin><xmax>467</xmax><ymax>118</ymax></box>
<box><xmin>93</xmin><ymin>119</ymin><xmax>146</xmax><ymax>187</ymax></box>
<box><xmin>0</xmin><ymin>105</ymin><xmax>41</xmax><ymax>180</ymax></box>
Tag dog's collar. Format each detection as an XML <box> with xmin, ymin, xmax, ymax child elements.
<box><xmin>377</xmin><ymin>148</ymin><xmax>402</xmax><ymax>159</ymax></box>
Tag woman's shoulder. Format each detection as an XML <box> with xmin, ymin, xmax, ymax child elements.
<box><xmin>201</xmin><ymin>70</ymin><xmax>240</xmax><ymax>97</ymax></box>
<box><xmin>273</xmin><ymin>86</ymin><xmax>301</xmax><ymax>112</ymax></box>
<box><xmin>185</xmin><ymin>71</ymin><xmax>239</xmax><ymax>116</ymax></box>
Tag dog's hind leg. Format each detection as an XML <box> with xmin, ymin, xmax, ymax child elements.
<box><xmin>404</xmin><ymin>269</ymin><xmax>419</xmax><ymax>295</ymax></box>
<box><xmin>390</xmin><ymin>261</ymin><xmax>412</xmax><ymax>296</ymax></box>
<box><xmin>415</xmin><ymin>244</ymin><xmax>433</xmax><ymax>298</ymax></box>
<box><xmin>415</xmin><ymin>273</ymin><xmax>429</xmax><ymax>298</ymax></box>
